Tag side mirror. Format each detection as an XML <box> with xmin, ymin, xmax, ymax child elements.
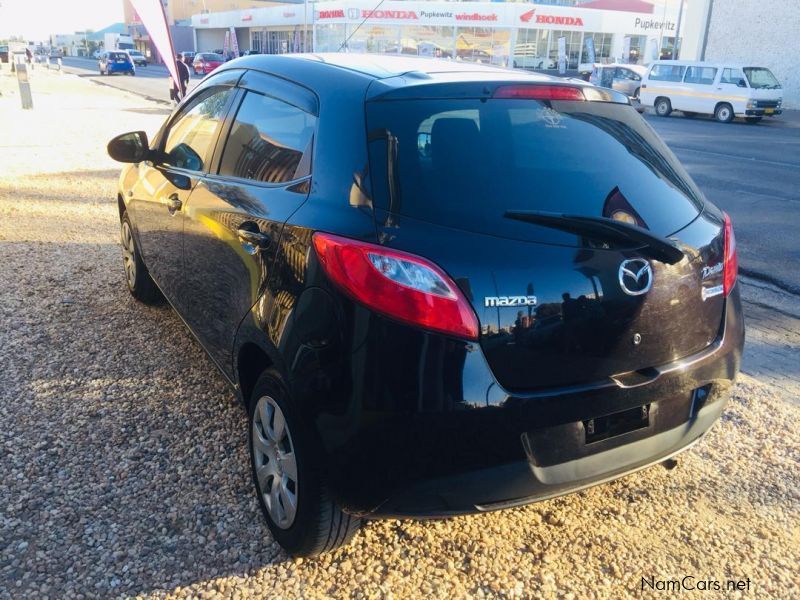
<box><xmin>737</xmin><ymin>79</ymin><xmax>747</xmax><ymax>88</ymax></box>
<box><xmin>107</xmin><ymin>131</ymin><xmax>150</xmax><ymax>163</ymax></box>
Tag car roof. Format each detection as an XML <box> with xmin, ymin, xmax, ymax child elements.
<box><xmin>220</xmin><ymin>53</ymin><xmax>576</xmax><ymax>101</ymax></box>
<box><xmin>271</xmin><ymin>52</ymin><xmax>544</xmax><ymax>79</ymax></box>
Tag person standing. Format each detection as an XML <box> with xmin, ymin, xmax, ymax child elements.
<box><xmin>170</xmin><ymin>54</ymin><xmax>190</xmax><ymax>104</ymax></box>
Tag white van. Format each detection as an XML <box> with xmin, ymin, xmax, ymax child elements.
<box><xmin>640</xmin><ymin>60</ymin><xmax>783</xmax><ymax>123</ymax></box>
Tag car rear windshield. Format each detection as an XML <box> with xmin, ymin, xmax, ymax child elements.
<box><xmin>202</xmin><ymin>53</ymin><xmax>223</xmax><ymax>61</ymax></box>
<box><xmin>109</xmin><ymin>52</ymin><xmax>128</xmax><ymax>60</ymax></box>
<box><xmin>744</xmin><ymin>67</ymin><xmax>781</xmax><ymax>89</ymax></box>
<box><xmin>366</xmin><ymin>97</ymin><xmax>704</xmax><ymax>242</ymax></box>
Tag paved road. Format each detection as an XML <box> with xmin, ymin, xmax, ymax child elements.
<box><xmin>645</xmin><ymin>111</ymin><xmax>800</xmax><ymax>294</ymax></box>
<box><xmin>59</xmin><ymin>56</ymin><xmax>800</xmax><ymax>292</ymax></box>
<box><xmin>60</xmin><ymin>56</ymin><xmax>199</xmax><ymax>103</ymax></box>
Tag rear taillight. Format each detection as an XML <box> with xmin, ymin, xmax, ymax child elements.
<box><xmin>723</xmin><ymin>212</ymin><xmax>738</xmax><ymax>296</ymax></box>
<box><xmin>312</xmin><ymin>233</ymin><xmax>479</xmax><ymax>340</ymax></box>
<box><xmin>493</xmin><ymin>85</ymin><xmax>585</xmax><ymax>101</ymax></box>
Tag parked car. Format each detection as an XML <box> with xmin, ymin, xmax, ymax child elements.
<box><xmin>49</xmin><ymin>48</ymin><xmax>63</xmax><ymax>59</ymax></box>
<box><xmin>589</xmin><ymin>63</ymin><xmax>648</xmax><ymax>99</ymax></box>
<box><xmin>106</xmin><ymin>54</ymin><xmax>743</xmax><ymax>557</ymax></box>
<box><xmin>640</xmin><ymin>60</ymin><xmax>783</xmax><ymax>123</ymax></box>
<box><xmin>99</xmin><ymin>51</ymin><xmax>135</xmax><ymax>76</ymax></box>
<box><xmin>192</xmin><ymin>52</ymin><xmax>224</xmax><ymax>75</ymax></box>
<box><xmin>0</xmin><ymin>45</ymin><xmax>9</xmax><ymax>64</ymax></box>
<box><xmin>92</xmin><ymin>49</ymin><xmax>102</xmax><ymax>59</ymax></box>
<box><xmin>127</xmin><ymin>50</ymin><xmax>147</xmax><ymax>67</ymax></box>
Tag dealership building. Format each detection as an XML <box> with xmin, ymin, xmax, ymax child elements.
<box><xmin>190</xmin><ymin>0</ymin><xmax>798</xmax><ymax>107</ymax></box>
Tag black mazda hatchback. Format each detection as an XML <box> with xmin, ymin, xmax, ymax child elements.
<box><xmin>108</xmin><ymin>54</ymin><xmax>743</xmax><ymax>556</ymax></box>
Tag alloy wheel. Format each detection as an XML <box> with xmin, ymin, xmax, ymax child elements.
<box><xmin>121</xmin><ymin>221</ymin><xmax>137</xmax><ymax>289</ymax></box>
<box><xmin>252</xmin><ymin>395</ymin><xmax>298</xmax><ymax>529</ymax></box>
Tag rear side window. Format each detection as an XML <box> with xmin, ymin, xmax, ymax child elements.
<box><xmin>218</xmin><ymin>91</ymin><xmax>316</xmax><ymax>183</ymax></box>
<box><xmin>684</xmin><ymin>66</ymin><xmax>717</xmax><ymax>85</ymax></box>
<box><xmin>648</xmin><ymin>64</ymin><xmax>686</xmax><ymax>82</ymax></box>
<box><xmin>366</xmin><ymin>97</ymin><xmax>704</xmax><ymax>241</ymax></box>
<box><xmin>163</xmin><ymin>87</ymin><xmax>234</xmax><ymax>171</ymax></box>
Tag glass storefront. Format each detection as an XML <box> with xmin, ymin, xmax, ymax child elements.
<box><xmin>513</xmin><ymin>28</ymin><xmax>549</xmax><ymax>69</ymax></box>
<box><xmin>399</xmin><ymin>26</ymin><xmax>455</xmax><ymax>58</ymax></box>
<box><xmin>251</xmin><ymin>28</ymin><xmax>309</xmax><ymax>54</ymax></box>
<box><xmin>455</xmin><ymin>27</ymin><xmax>510</xmax><ymax>66</ymax></box>
<box><xmin>208</xmin><ymin>3</ymin><xmax>682</xmax><ymax>71</ymax></box>
<box><xmin>583</xmin><ymin>32</ymin><xmax>613</xmax><ymax>62</ymax></box>
<box><xmin>548</xmin><ymin>29</ymin><xmax>581</xmax><ymax>69</ymax></box>
<box><xmin>314</xmin><ymin>24</ymin><xmax>347</xmax><ymax>53</ymax></box>
<box><xmin>624</xmin><ymin>34</ymin><xmax>647</xmax><ymax>64</ymax></box>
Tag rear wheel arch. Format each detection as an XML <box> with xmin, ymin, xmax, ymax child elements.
<box><xmin>117</xmin><ymin>194</ymin><xmax>126</xmax><ymax>222</ymax></box>
<box><xmin>237</xmin><ymin>342</ymin><xmax>274</xmax><ymax>407</ymax></box>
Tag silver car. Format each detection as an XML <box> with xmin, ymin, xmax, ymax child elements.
<box><xmin>590</xmin><ymin>64</ymin><xmax>648</xmax><ymax>99</ymax></box>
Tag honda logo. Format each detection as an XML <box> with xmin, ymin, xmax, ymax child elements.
<box><xmin>618</xmin><ymin>259</ymin><xmax>653</xmax><ymax>296</ymax></box>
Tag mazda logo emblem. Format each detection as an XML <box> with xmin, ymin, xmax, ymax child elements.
<box><xmin>618</xmin><ymin>258</ymin><xmax>653</xmax><ymax>296</ymax></box>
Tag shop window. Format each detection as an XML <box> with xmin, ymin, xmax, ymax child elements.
<box><xmin>346</xmin><ymin>25</ymin><xmax>400</xmax><ymax>54</ymax></box>
<box><xmin>513</xmin><ymin>28</ymin><xmax>549</xmax><ymax>69</ymax></box>
<box><xmin>315</xmin><ymin>24</ymin><xmax>347</xmax><ymax>53</ymax></box>
<box><xmin>548</xmin><ymin>30</ymin><xmax>581</xmax><ymax>69</ymax></box>
<box><xmin>659</xmin><ymin>36</ymin><xmax>681</xmax><ymax>60</ymax></box>
<box><xmin>624</xmin><ymin>35</ymin><xmax>647</xmax><ymax>64</ymax></box>
<box><xmin>400</xmin><ymin>26</ymin><xmax>455</xmax><ymax>58</ymax></box>
<box><xmin>583</xmin><ymin>32</ymin><xmax>612</xmax><ymax>63</ymax></box>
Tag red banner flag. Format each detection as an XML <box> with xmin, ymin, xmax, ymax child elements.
<box><xmin>128</xmin><ymin>0</ymin><xmax>179</xmax><ymax>90</ymax></box>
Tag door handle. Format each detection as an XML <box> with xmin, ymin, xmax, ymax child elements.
<box><xmin>167</xmin><ymin>194</ymin><xmax>182</xmax><ymax>211</ymax></box>
<box><xmin>237</xmin><ymin>227</ymin><xmax>271</xmax><ymax>249</ymax></box>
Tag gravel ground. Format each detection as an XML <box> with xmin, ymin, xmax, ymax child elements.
<box><xmin>1</xmin><ymin>70</ymin><xmax>799</xmax><ymax>599</ymax></box>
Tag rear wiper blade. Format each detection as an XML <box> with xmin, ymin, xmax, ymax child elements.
<box><xmin>504</xmin><ymin>210</ymin><xmax>685</xmax><ymax>265</ymax></box>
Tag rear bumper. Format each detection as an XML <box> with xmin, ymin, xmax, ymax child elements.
<box><xmin>383</xmin><ymin>394</ymin><xmax>726</xmax><ymax>517</ymax></box>
<box><xmin>326</xmin><ymin>287</ymin><xmax>744</xmax><ymax>518</ymax></box>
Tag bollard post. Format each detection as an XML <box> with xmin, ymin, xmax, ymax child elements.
<box><xmin>16</xmin><ymin>63</ymin><xmax>34</xmax><ymax>110</ymax></box>
<box><xmin>57</xmin><ymin>57</ymin><xmax>62</xmax><ymax>72</ymax></box>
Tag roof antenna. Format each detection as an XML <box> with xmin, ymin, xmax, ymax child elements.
<box><xmin>337</xmin><ymin>0</ymin><xmax>389</xmax><ymax>52</ymax></box>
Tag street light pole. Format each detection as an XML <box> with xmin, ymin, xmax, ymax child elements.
<box><xmin>671</xmin><ymin>0</ymin><xmax>685</xmax><ymax>60</ymax></box>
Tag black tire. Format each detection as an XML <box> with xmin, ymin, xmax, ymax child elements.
<box><xmin>633</xmin><ymin>87</ymin><xmax>640</xmax><ymax>100</ymax></box>
<box><xmin>121</xmin><ymin>212</ymin><xmax>163</xmax><ymax>304</ymax></box>
<box><xmin>714</xmin><ymin>103</ymin><xmax>734</xmax><ymax>123</ymax></box>
<box><xmin>654</xmin><ymin>97</ymin><xmax>672</xmax><ymax>117</ymax></box>
<box><xmin>248</xmin><ymin>369</ymin><xmax>362</xmax><ymax>556</ymax></box>
<box><xmin>682</xmin><ymin>111</ymin><xmax>697</xmax><ymax>118</ymax></box>
<box><xmin>745</xmin><ymin>117</ymin><xmax>762</xmax><ymax>124</ymax></box>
